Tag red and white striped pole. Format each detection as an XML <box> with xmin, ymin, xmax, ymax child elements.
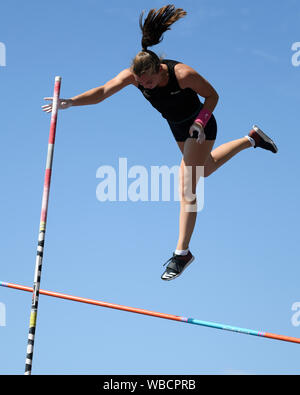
<box><xmin>24</xmin><ymin>76</ymin><xmax>62</xmax><ymax>375</ymax></box>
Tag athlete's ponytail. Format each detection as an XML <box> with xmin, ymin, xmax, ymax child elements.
<box><xmin>140</xmin><ymin>4</ymin><xmax>186</xmax><ymax>50</ymax></box>
<box><xmin>131</xmin><ymin>5</ymin><xmax>187</xmax><ymax>77</ymax></box>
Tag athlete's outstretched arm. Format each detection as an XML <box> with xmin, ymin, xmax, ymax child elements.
<box><xmin>42</xmin><ymin>69</ymin><xmax>135</xmax><ymax>112</ymax></box>
<box><xmin>175</xmin><ymin>64</ymin><xmax>219</xmax><ymax>113</ymax></box>
<box><xmin>71</xmin><ymin>69</ymin><xmax>135</xmax><ymax>106</ymax></box>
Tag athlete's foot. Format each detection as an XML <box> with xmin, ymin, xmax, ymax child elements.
<box><xmin>161</xmin><ymin>251</ymin><xmax>194</xmax><ymax>281</ymax></box>
<box><xmin>248</xmin><ymin>125</ymin><xmax>278</xmax><ymax>153</ymax></box>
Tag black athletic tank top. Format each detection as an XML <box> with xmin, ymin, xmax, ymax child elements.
<box><xmin>137</xmin><ymin>59</ymin><xmax>203</xmax><ymax>123</ymax></box>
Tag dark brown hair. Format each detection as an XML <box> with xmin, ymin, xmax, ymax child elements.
<box><xmin>131</xmin><ymin>5</ymin><xmax>187</xmax><ymax>76</ymax></box>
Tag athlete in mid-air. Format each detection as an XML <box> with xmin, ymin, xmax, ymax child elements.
<box><xmin>42</xmin><ymin>5</ymin><xmax>278</xmax><ymax>281</ymax></box>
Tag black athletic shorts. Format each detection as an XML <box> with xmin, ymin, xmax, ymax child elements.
<box><xmin>167</xmin><ymin>109</ymin><xmax>217</xmax><ymax>142</ymax></box>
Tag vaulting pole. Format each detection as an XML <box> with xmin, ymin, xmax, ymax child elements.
<box><xmin>2</xmin><ymin>280</ymin><xmax>299</xmax><ymax>345</ymax></box>
<box><xmin>24</xmin><ymin>77</ymin><xmax>62</xmax><ymax>375</ymax></box>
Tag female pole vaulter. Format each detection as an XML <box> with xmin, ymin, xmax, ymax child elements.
<box><xmin>42</xmin><ymin>5</ymin><xmax>278</xmax><ymax>281</ymax></box>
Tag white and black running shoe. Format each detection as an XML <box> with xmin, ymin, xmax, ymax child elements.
<box><xmin>249</xmin><ymin>125</ymin><xmax>278</xmax><ymax>153</ymax></box>
<box><xmin>161</xmin><ymin>251</ymin><xmax>195</xmax><ymax>281</ymax></box>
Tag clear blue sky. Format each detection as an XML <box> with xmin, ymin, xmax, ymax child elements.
<box><xmin>1</xmin><ymin>0</ymin><xmax>300</xmax><ymax>375</ymax></box>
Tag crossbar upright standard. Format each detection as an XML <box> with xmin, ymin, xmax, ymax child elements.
<box><xmin>24</xmin><ymin>77</ymin><xmax>62</xmax><ymax>375</ymax></box>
